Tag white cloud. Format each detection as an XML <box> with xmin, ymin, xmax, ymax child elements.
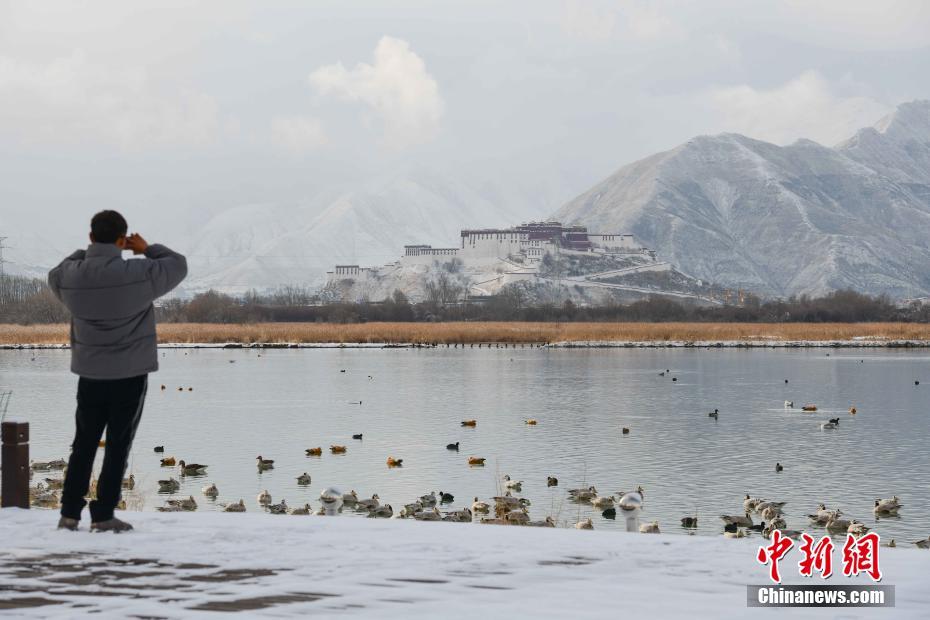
<box><xmin>621</xmin><ymin>2</ymin><xmax>682</xmax><ymax>41</ymax></box>
<box><xmin>559</xmin><ymin>1</ymin><xmax>930</xmax><ymax>50</ymax></box>
<box><xmin>271</xmin><ymin>116</ymin><xmax>327</xmax><ymax>152</ymax></box>
<box><xmin>702</xmin><ymin>71</ymin><xmax>890</xmax><ymax>146</ymax></box>
<box><xmin>779</xmin><ymin>0</ymin><xmax>930</xmax><ymax>51</ymax></box>
<box><xmin>0</xmin><ymin>50</ymin><xmax>224</xmax><ymax>149</ymax></box>
<box><xmin>561</xmin><ymin>1</ymin><xmax>617</xmax><ymax>41</ymax></box>
<box><xmin>309</xmin><ymin>36</ymin><xmax>443</xmax><ymax>149</ymax></box>
<box><xmin>561</xmin><ymin>0</ymin><xmax>682</xmax><ymax>42</ymax></box>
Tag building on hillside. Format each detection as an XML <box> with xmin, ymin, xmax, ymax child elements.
<box><xmin>404</xmin><ymin>245</ymin><xmax>459</xmax><ymax>264</ymax></box>
<box><xmin>588</xmin><ymin>234</ymin><xmax>638</xmax><ymax>252</ymax></box>
<box><xmin>328</xmin><ymin>221</ymin><xmax>649</xmax><ymax>280</ymax></box>
<box><xmin>327</xmin><ymin>265</ymin><xmax>377</xmax><ymax>280</ymax></box>
<box><xmin>332</xmin><ymin>265</ymin><xmax>360</xmax><ymax>276</ymax></box>
<box><xmin>457</xmin><ymin>221</ymin><xmax>641</xmax><ymax>264</ymax></box>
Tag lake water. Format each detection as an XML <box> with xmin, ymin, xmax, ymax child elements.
<box><xmin>2</xmin><ymin>347</ymin><xmax>928</xmax><ymax>542</ymax></box>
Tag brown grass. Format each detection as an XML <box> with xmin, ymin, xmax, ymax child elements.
<box><xmin>3</xmin><ymin>322</ymin><xmax>930</xmax><ymax>345</ymax></box>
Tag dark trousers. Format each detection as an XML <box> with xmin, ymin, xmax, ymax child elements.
<box><xmin>60</xmin><ymin>375</ymin><xmax>147</xmax><ymax>522</ymax></box>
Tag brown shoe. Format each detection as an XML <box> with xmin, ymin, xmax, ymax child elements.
<box><xmin>90</xmin><ymin>517</ymin><xmax>133</xmax><ymax>533</ymax></box>
<box><xmin>57</xmin><ymin>517</ymin><xmax>80</xmax><ymax>531</ymax></box>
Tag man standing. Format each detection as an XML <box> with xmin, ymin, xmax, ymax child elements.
<box><xmin>48</xmin><ymin>211</ymin><xmax>187</xmax><ymax>532</ymax></box>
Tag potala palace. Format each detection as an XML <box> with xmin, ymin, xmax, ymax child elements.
<box><xmin>333</xmin><ymin>222</ymin><xmax>644</xmax><ymax>269</ymax></box>
<box><xmin>324</xmin><ymin>221</ymin><xmax>714</xmax><ymax>304</ymax></box>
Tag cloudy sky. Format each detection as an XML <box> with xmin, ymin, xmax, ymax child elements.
<box><xmin>1</xmin><ymin>0</ymin><xmax>929</xmax><ymax>265</ymax></box>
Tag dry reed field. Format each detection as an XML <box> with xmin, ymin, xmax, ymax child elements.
<box><xmin>3</xmin><ymin>322</ymin><xmax>930</xmax><ymax>345</ymax></box>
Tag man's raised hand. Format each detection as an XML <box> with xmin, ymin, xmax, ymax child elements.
<box><xmin>125</xmin><ymin>233</ymin><xmax>149</xmax><ymax>255</ymax></box>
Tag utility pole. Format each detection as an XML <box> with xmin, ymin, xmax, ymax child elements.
<box><xmin>0</xmin><ymin>236</ymin><xmax>7</xmax><ymax>304</ymax></box>
<box><xmin>554</xmin><ymin>230</ymin><xmax>563</xmax><ymax>329</ymax></box>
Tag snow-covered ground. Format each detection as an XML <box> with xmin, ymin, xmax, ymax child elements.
<box><xmin>1</xmin><ymin>509</ymin><xmax>928</xmax><ymax>618</ymax></box>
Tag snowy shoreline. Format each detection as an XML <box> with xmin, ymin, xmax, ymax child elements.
<box><xmin>4</xmin><ymin>339</ymin><xmax>930</xmax><ymax>350</ymax></box>
<box><xmin>1</xmin><ymin>509</ymin><xmax>928</xmax><ymax>618</ymax></box>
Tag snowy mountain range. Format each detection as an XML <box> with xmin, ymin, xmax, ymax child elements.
<box><xmin>5</xmin><ymin>101</ymin><xmax>930</xmax><ymax>300</ymax></box>
<box><xmin>183</xmin><ymin>171</ymin><xmax>538</xmax><ymax>294</ymax></box>
<box><xmin>555</xmin><ymin>100</ymin><xmax>930</xmax><ymax>298</ymax></box>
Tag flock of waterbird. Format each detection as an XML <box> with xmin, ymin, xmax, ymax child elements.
<box><xmin>143</xmin><ymin>424</ymin><xmax>577</xmax><ymax>525</ymax></box>
<box><xmin>24</xmin><ymin>362</ymin><xmax>930</xmax><ymax>549</ymax></box>
<box><xmin>713</xmin><ymin>495</ymin><xmax>914</xmax><ymax>547</ymax></box>
<box><xmin>692</xmin><ymin>366</ymin><xmax>928</xmax><ymax>548</ymax></box>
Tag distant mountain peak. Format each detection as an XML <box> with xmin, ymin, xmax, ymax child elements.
<box><xmin>872</xmin><ymin>99</ymin><xmax>930</xmax><ymax>143</ymax></box>
<box><xmin>181</xmin><ymin>170</ymin><xmax>539</xmax><ymax>293</ymax></box>
<box><xmin>554</xmin><ymin>99</ymin><xmax>930</xmax><ymax>299</ymax></box>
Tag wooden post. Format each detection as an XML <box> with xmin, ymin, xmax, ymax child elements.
<box><xmin>1</xmin><ymin>421</ymin><xmax>29</xmax><ymax>509</ymax></box>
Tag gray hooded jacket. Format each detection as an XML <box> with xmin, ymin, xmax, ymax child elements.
<box><xmin>48</xmin><ymin>243</ymin><xmax>188</xmax><ymax>379</ymax></box>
